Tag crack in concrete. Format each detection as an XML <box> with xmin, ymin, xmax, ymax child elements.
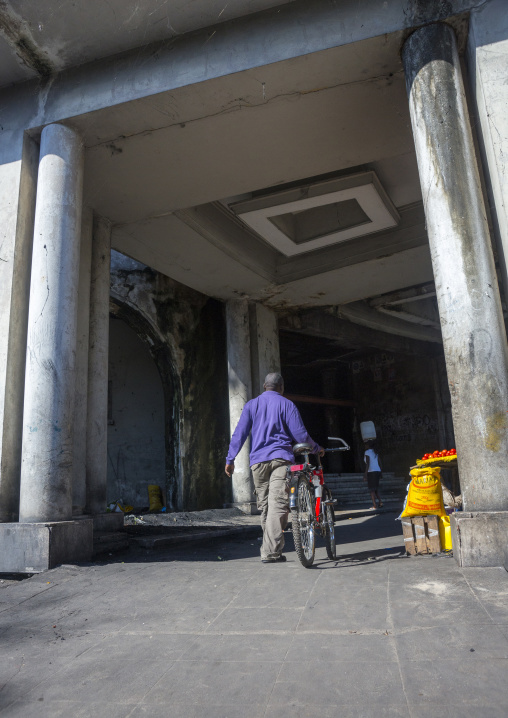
<box><xmin>0</xmin><ymin>1</ymin><xmax>54</xmax><ymax>77</ymax></box>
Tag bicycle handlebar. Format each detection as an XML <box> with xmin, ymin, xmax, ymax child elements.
<box><xmin>324</xmin><ymin>437</ymin><xmax>350</xmax><ymax>452</ymax></box>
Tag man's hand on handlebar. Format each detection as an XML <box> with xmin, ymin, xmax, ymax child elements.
<box><xmin>225</xmin><ymin>462</ymin><xmax>235</xmax><ymax>477</ymax></box>
<box><xmin>317</xmin><ymin>446</ymin><xmax>325</xmax><ymax>457</ymax></box>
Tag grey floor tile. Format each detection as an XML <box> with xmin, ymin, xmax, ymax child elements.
<box><xmin>461</xmin><ymin>567</ymin><xmax>508</xmax><ymax>594</ymax></box>
<box><xmin>0</xmin><ymin>700</ymin><xmax>136</xmax><ymax>718</ymax></box>
<box><xmin>0</xmin><ymin>657</ymin><xmax>61</xmax><ymax>706</ymax></box>
<box><xmin>286</xmin><ymin>632</ymin><xmax>397</xmax><ymax>662</ymax></box>
<box><xmin>296</xmin><ymin>595</ymin><xmax>389</xmax><ymax>632</ymax></box>
<box><xmin>22</xmin><ymin>655</ymin><xmax>173</xmax><ymax>705</ymax></box>
<box><xmin>400</xmin><ymin>658</ymin><xmax>508</xmax><ymax>706</ymax></box>
<box><xmin>390</xmin><ymin>599</ymin><xmax>492</xmax><ymax>629</ymax></box>
<box><xmin>264</xmin><ymin>705</ymin><xmax>410</xmax><ymax>718</ymax></box>
<box><xmin>270</xmin><ymin>661</ymin><xmax>405</xmax><ymax>705</ymax></box>
<box><xmin>230</xmin><ymin>582</ymin><xmax>310</xmax><ymax>609</ymax></box>
<box><xmin>410</xmin><ymin>705</ymin><xmax>508</xmax><ymax>718</ymax></box>
<box><xmin>121</xmin><ymin>603</ymin><xmax>225</xmax><ymax>634</ymax></box>
<box><xmin>388</xmin><ymin>575</ymin><xmax>473</xmax><ymax>602</ymax></box>
<box><xmin>83</xmin><ymin>632</ymin><xmax>195</xmax><ymax>661</ymax></box>
<box><xmin>206</xmin><ymin>606</ymin><xmax>301</xmax><ymax>634</ymax></box>
<box><xmin>394</xmin><ymin>623</ymin><xmax>508</xmax><ymax>661</ymax></box>
<box><xmin>181</xmin><ymin>633</ymin><xmax>293</xmax><ymax>662</ymax></box>
<box><xmin>130</xmin><ymin>703</ymin><xmax>265</xmax><ymax>718</ymax></box>
<box><xmin>143</xmin><ymin>659</ymin><xmax>280</xmax><ymax>705</ymax></box>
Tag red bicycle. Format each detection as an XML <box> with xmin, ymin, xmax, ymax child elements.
<box><xmin>288</xmin><ymin>437</ymin><xmax>350</xmax><ymax>567</ymax></box>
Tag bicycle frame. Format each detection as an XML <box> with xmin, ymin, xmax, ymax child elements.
<box><xmin>287</xmin><ymin>437</ymin><xmax>349</xmax><ymax>526</ymax></box>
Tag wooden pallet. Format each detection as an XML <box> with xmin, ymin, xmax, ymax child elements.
<box><xmin>401</xmin><ymin>515</ymin><xmax>441</xmax><ymax>555</ymax></box>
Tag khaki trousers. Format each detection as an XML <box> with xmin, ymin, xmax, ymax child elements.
<box><xmin>251</xmin><ymin>459</ymin><xmax>291</xmax><ymax>560</ymax></box>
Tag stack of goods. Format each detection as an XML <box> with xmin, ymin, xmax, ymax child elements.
<box><xmin>400</xmin><ymin>464</ymin><xmax>452</xmax><ymax>554</ymax></box>
<box><xmin>417</xmin><ymin>448</ymin><xmax>456</xmax><ymax>464</ymax></box>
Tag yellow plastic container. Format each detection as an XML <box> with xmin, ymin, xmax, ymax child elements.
<box><xmin>439</xmin><ymin>515</ymin><xmax>453</xmax><ymax>551</ymax></box>
<box><xmin>148</xmin><ymin>484</ymin><xmax>163</xmax><ymax>512</ymax></box>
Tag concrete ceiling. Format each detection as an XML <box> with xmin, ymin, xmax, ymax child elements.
<box><xmin>76</xmin><ymin>32</ymin><xmax>431</xmax><ymax>307</ymax></box>
<box><xmin>0</xmin><ymin>2</ymin><xmax>441</xmax><ymax>310</ymax></box>
<box><xmin>0</xmin><ymin>0</ymin><xmax>294</xmax><ymax>87</ymax></box>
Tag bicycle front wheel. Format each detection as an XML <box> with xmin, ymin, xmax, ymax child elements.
<box><xmin>291</xmin><ymin>478</ymin><xmax>315</xmax><ymax>567</ymax></box>
<box><xmin>324</xmin><ymin>492</ymin><xmax>336</xmax><ymax>560</ymax></box>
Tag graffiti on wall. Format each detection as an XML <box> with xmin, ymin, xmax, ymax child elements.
<box><xmin>380</xmin><ymin>412</ymin><xmax>439</xmax><ymax>446</ymax></box>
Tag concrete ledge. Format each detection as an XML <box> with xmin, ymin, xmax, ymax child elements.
<box><xmin>451</xmin><ymin>512</ymin><xmax>508</xmax><ymax>568</ymax></box>
<box><xmin>223</xmin><ymin>501</ymin><xmax>260</xmax><ymax>515</ymax></box>
<box><xmin>0</xmin><ymin>520</ymin><xmax>93</xmax><ymax>573</ymax></box>
<box><xmin>74</xmin><ymin>512</ymin><xmax>124</xmax><ymax>533</ymax></box>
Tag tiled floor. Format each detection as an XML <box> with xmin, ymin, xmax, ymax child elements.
<box><xmin>0</xmin><ymin>512</ymin><xmax>507</xmax><ymax>717</ymax></box>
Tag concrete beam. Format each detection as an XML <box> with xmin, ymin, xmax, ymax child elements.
<box><xmin>0</xmin><ymin>1</ymin><xmax>481</xmax><ymax>133</ymax></box>
<box><xmin>280</xmin><ymin>309</ymin><xmax>442</xmax><ymax>357</ymax></box>
<box><xmin>337</xmin><ymin>302</ymin><xmax>442</xmax><ymax>343</ymax></box>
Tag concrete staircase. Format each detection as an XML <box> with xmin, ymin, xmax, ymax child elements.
<box><xmin>324</xmin><ymin>472</ymin><xmax>407</xmax><ymax>510</ymax></box>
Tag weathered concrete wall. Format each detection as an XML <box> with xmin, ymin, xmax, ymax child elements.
<box><xmin>107</xmin><ymin>317</ymin><xmax>165</xmax><ymax>508</ymax></box>
<box><xmin>351</xmin><ymin>352</ymin><xmax>452</xmax><ymax>477</ymax></box>
<box><xmin>468</xmin><ymin>0</ymin><xmax>508</xmax><ymax>296</ymax></box>
<box><xmin>110</xmin><ymin>251</ymin><xmax>230</xmax><ymax>511</ymax></box>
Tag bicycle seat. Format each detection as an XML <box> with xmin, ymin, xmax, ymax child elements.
<box><xmin>293</xmin><ymin>443</ymin><xmax>314</xmax><ymax>455</ymax></box>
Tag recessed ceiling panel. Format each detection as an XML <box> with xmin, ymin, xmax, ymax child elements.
<box><xmin>230</xmin><ymin>171</ymin><xmax>400</xmax><ymax>256</ymax></box>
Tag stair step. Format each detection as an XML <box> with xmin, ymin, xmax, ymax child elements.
<box><xmin>93</xmin><ymin>531</ymin><xmax>129</xmax><ymax>556</ymax></box>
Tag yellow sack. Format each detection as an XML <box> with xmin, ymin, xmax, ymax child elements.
<box><xmin>148</xmin><ymin>484</ymin><xmax>163</xmax><ymax>512</ymax></box>
<box><xmin>401</xmin><ymin>467</ymin><xmax>446</xmax><ymax>518</ymax></box>
<box><xmin>439</xmin><ymin>515</ymin><xmax>453</xmax><ymax>550</ymax></box>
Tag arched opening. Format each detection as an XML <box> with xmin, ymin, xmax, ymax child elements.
<box><xmin>108</xmin><ymin>296</ymin><xmax>183</xmax><ymax>510</ymax></box>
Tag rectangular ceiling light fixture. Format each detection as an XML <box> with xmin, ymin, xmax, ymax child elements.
<box><xmin>230</xmin><ymin>171</ymin><xmax>399</xmax><ymax>257</ymax></box>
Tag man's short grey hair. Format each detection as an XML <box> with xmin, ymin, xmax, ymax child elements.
<box><xmin>264</xmin><ymin>372</ymin><xmax>284</xmax><ymax>390</ymax></box>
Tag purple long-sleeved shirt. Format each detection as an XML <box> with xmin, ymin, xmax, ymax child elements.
<box><xmin>226</xmin><ymin>390</ymin><xmax>320</xmax><ymax>466</ymax></box>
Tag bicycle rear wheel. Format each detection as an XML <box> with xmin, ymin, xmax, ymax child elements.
<box><xmin>324</xmin><ymin>491</ymin><xmax>336</xmax><ymax>560</ymax></box>
<box><xmin>291</xmin><ymin>477</ymin><xmax>315</xmax><ymax>567</ymax></box>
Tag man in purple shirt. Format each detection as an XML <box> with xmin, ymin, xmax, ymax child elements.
<box><xmin>225</xmin><ymin>372</ymin><xmax>323</xmax><ymax>563</ymax></box>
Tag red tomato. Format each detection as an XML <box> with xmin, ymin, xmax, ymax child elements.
<box><xmin>432</xmin><ymin>450</ymin><xmax>440</xmax><ymax>457</ymax></box>
<box><xmin>423</xmin><ymin>453</ymin><xmax>430</xmax><ymax>460</ymax></box>
<box><xmin>450</xmin><ymin>448</ymin><xmax>456</xmax><ymax>455</ymax></box>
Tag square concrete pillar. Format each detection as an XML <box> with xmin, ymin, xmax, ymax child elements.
<box><xmin>450</xmin><ymin>512</ymin><xmax>508</xmax><ymax>568</ymax></box>
<box><xmin>249</xmin><ymin>303</ymin><xmax>281</xmax><ymax>397</ymax></box>
<box><xmin>0</xmin><ymin>520</ymin><xmax>93</xmax><ymax>573</ymax></box>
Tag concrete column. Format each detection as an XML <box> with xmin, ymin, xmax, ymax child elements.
<box><xmin>402</xmin><ymin>25</ymin><xmax>508</xmax><ymax>515</ymax></box>
<box><xmin>321</xmin><ymin>367</ymin><xmax>342</xmax><ymax>473</ymax></box>
<box><xmin>72</xmin><ymin>208</ymin><xmax>93</xmax><ymax>515</ymax></box>
<box><xmin>225</xmin><ymin>299</ymin><xmax>254</xmax><ymax>507</ymax></box>
<box><xmin>0</xmin><ymin>133</ymin><xmax>38</xmax><ymax>522</ymax></box>
<box><xmin>86</xmin><ymin>216</ymin><xmax>112</xmax><ymax>516</ymax></box>
<box><xmin>19</xmin><ymin>124</ymin><xmax>84</xmax><ymax>523</ymax></box>
<box><xmin>249</xmin><ymin>303</ymin><xmax>281</xmax><ymax>397</ymax></box>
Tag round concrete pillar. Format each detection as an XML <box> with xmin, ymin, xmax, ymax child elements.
<box><xmin>403</xmin><ymin>24</ymin><xmax>508</xmax><ymax>511</ymax></box>
<box><xmin>19</xmin><ymin>123</ymin><xmax>84</xmax><ymax>523</ymax></box>
<box><xmin>86</xmin><ymin>215</ymin><xmax>111</xmax><ymax>515</ymax></box>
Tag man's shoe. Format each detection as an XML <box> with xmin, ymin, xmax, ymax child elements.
<box><xmin>262</xmin><ymin>555</ymin><xmax>287</xmax><ymax>563</ymax></box>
